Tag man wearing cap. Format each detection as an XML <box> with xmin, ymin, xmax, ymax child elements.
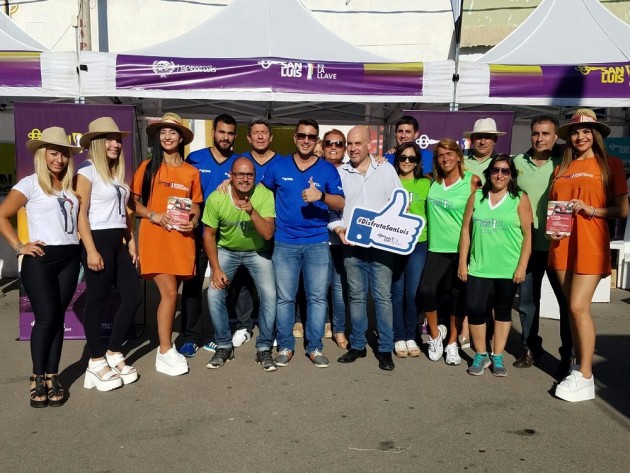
<box><xmin>464</xmin><ymin>118</ymin><xmax>506</xmax><ymax>184</ymax></box>
<box><xmin>512</xmin><ymin>116</ymin><xmax>571</xmax><ymax>373</ymax></box>
<box><xmin>179</xmin><ymin>114</ymin><xmax>238</xmax><ymax>358</ymax></box>
<box><xmin>383</xmin><ymin>116</ymin><xmax>433</xmax><ymax>177</ymax></box>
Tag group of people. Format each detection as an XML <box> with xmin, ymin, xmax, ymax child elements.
<box><xmin>1</xmin><ymin>108</ymin><xmax>627</xmax><ymax>408</ymax></box>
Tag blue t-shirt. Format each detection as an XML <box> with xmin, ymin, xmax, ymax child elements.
<box><xmin>186</xmin><ymin>148</ymin><xmax>236</xmax><ymax>201</ymax></box>
<box><xmin>384</xmin><ymin>149</ymin><xmax>433</xmax><ymax>175</ymax></box>
<box><xmin>238</xmin><ymin>151</ymin><xmax>285</xmax><ymax>184</ymax></box>
<box><xmin>262</xmin><ymin>155</ymin><xmax>344</xmax><ymax>244</ymax></box>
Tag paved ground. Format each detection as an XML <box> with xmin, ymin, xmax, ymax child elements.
<box><xmin>1</xmin><ymin>278</ymin><xmax>628</xmax><ymax>473</ymax></box>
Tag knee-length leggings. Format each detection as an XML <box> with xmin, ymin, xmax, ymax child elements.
<box><xmin>467</xmin><ymin>275</ymin><xmax>517</xmax><ymax>325</ymax></box>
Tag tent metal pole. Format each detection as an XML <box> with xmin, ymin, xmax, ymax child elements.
<box><xmin>450</xmin><ymin>0</ymin><xmax>464</xmax><ymax>112</ymax></box>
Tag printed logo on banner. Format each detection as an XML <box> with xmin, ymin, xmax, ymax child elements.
<box><xmin>415</xmin><ymin>134</ymin><xmax>439</xmax><ymax>149</ymax></box>
<box><xmin>151</xmin><ymin>60</ymin><xmax>217</xmax><ymax>79</ymax></box>
<box><xmin>346</xmin><ymin>189</ymin><xmax>424</xmax><ymax>255</ymax></box>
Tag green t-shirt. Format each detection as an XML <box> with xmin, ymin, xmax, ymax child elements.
<box><xmin>513</xmin><ymin>151</ymin><xmax>562</xmax><ymax>251</ymax></box>
<box><xmin>399</xmin><ymin>176</ymin><xmax>431</xmax><ymax>242</ymax></box>
<box><xmin>468</xmin><ymin>189</ymin><xmax>523</xmax><ymax>279</ymax></box>
<box><xmin>464</xmin><ymin>155</ymin><xmax>493</xmax><ymax>185</ymax></box>
<box><xmin>202</xmin><ymin>184</ymin><xmax>275</xmax><ymax>251</ymax></box>
<box><xmin>427</xmin><ymin>171</ymin><xmax>473</xmax><ymax>253</ymax></box>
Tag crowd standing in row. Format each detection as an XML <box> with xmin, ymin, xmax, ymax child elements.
<box><xmin>0</xmin><ymin>109</ymin><xmax>626</xmax><ymax>407</ymax></box>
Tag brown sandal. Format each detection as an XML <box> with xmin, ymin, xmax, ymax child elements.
<box><xmin>45</xmin><ymin>374</ymin><xmax>65</xmax><ymax>407</ymax></box>
<box><xmin>333</xmin><ymin>333</ymin><xmax>349</xmax><ymax>349</ymax></box>
<box><xmin>30</xmin><ymin>375</ymin><xmax>47</xmax><ymax>408</ymax></box>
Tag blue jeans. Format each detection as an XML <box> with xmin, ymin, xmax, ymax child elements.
<box><xmin>329</xmin><ymin>245</ymin><xmax>347</xmax><ymax>333</ymax></box>
<box><xmin>343</xmin><ymin>246</ymin><xmax>395</xmax><ymax>353</ymax></box>
<box><xmin>207</xmin><ymin>248</ymin><xmax>276</xmax><ymax>351</ymax></box>
<box><xmin>273</xmin><ymin>241</ymin><xmax>330</xmax><ymax>354</ymax></box>
<box><xmin>392</xmin><ymin>241</ymin><xmax>428</xmax><ymax>341</ymax></box>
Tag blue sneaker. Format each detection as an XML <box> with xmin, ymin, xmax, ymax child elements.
<box><xmin>490</xmin><ymin>354</ymin><xmax>507</xmax><ymax>377</ymax></box>
<box><xmin>203</xmin><ymin>342</ymin><xmax>218</xmax><ymax>353</ymax></box>
<box><xmin>179</xmin><ymin>342</ymin><xmax>198</xmax><ymax>358</ymax></box>
<box><xmin>467</xmin><ymin>352</ymin><xmax>491</xmax><ymax>376</ymax></box>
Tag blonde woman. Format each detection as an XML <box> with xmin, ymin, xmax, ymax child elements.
<box><xmin>0</xmin><ymin>127</ymin><xmax>81</xmax><ymax>407</ymax></box>
<box><xmin>76</xmin><ymin>117</ymin><xmax>142</xmax><ymax>391</ymax></box>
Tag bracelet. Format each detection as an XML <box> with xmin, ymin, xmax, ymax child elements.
<box><xmin>589</xmin><ymin>206</ymin><xmax>596</xmax><ymax>219</ymax></box>
<box><xmin>191</xmin><ymin>217</ymin><xmax>199</xmax><ymax>229</ymax></box>
<box><xmin>319</xmin><ymin>191</ymin><xmax>326</xmax><ymax>202</ymax></box>
<box><xmin>148</xmin><ymin>211</ymin><xmax>156</xmax><ymax>223</ymax></box>
<box><xmin>15</xmin><ymin>242</ymin><xmax>25</xmax><ymax>257</ymax></box>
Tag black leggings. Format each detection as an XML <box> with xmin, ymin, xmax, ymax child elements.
<box><xmin>420</xmin><ymin>251</ymin><xmax>466</xmax><ymax>317</ymax></box>
<box><xmin>467</xmin><ymin>275</ymin><xmax>517</xmax><ymax>325</ymax></box>
<box><xmin>82</xmin><ymin>229</ymin><xmax>142</xmax><ymax>358</ymax></box>
<box><xmin>21</xmin><ymin>245</ymin><xmax>80</xmax><ymax>374</ymax></box>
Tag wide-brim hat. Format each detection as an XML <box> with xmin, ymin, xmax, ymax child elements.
<box><xmin>557</xmin><ymin>108</ymin><xmax>611</xmax><ymax>140</ymax></box>
<box><xmin>80</xmin><ymin>116</ymin><xmax>130</xmax><ymax>148</ymax></box>
<box><xmin>26</xmin><ymin>126</ymin><xmax>83</xmax><ymax>155</ymax></box>
<box><xmin>146</xmin><ymin>112</ymin><xmax>194</xmax><ymax>146</ymax></box>
<box><xmin>463</xmin><ymin>118</ymin><xmax>507</xmax><ymax>138</ymax></box>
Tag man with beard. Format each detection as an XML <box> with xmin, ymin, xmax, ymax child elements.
<box><xmin>179</xmin><ymin>114</ymin><xmax>237</xmax><ymax>358</ymax></box>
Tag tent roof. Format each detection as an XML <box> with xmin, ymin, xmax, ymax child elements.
<box><xmin>0</xmin><ymin>10</ymin><xmax>48</xmax><ymax>51</ymax></box>
<box><xmin>478</xmin><ymin>0</ymin><xmax>630</xmax><ymax>64</ymax></box>
<box><xmin>128</xmin><ymin>0</ymin><xmax>386</xmax><ymax>62</ymax></box>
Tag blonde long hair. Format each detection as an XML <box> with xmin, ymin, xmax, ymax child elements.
<box><xmin>34</xmin><ymin>147</ymin><xmax>75</xmax><ymax>195</ymax></box>
<box><xmin>433</xmin><ymin>138</ymin><xmax>465</xmax><ymax>184</ymax></box>
<box><xmin>87</xmin><ymin>136</ymin><xmax>126</xmax><ymax>184</ymax></box>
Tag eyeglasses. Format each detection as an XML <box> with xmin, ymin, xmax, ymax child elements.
<box><xmin>398</xmin><ymin>155</ymin><xmax>419</xmax><ymax>163</ymax></box>
<box><xmin>232</xmin><ymin>172</ymin><xmax>256</xmax><ymax>180</ymax></box>
<box><xmin>295</xmin><ymin>133</ymin><xmax>319</xmax><ymax>142</ymax></box>
<box><xmin>491</xmin><ymin>167</ymin><xmax>511</xmax><ymax>176</ymax></box>
<box><xmin>324</xmin><ymin>140</ymin><xmax>345</xmax><ymax>148</ymax></box>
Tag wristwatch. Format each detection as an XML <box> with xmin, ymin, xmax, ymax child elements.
<box><xmin>319</xmin><ymin>191</ymin><xmax>326</xmax><ymax>202</ymax></box>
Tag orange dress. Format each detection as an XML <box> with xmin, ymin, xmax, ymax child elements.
<box><xmin>131</xmin><ymin>160</ymin><xmax>203</xmax><ymax>278</ymax></box>
<box><xmin>549</xmin><ymin>157</ymin><xmax>628</xmax><ymax>275</ymax></box>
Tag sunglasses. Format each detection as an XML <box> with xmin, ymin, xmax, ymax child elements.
<box><xmin>491</xmin><ymin>167</ymin><xmax>511</xmax><ymax>176</ymax></box>
<box><xmin>398</xmin><ymin>155</ymin><xmax>419</xmax><ymax>163</ymax></box>
<box><xmin>295</xmin><ymin>132</ymin><xmax>319</xmax><ymax>142</ymax></box>
<box><xmin>324</xmin><ymin>140</ymin><xmax>345</xmax><ymax>148</ymax></box>
<box><xmin>232</xmin><ymin>172</ymin><xmax>256</xmax><ymax>180</ymax></box>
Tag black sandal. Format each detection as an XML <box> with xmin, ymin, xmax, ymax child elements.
<box><xmin>45</xmin><ymin>374</ymin><xmax>65</xmax><ymax>407</ymax></box>
<box><xmin>30</xmin><ymin>375</ymin><xmax>47</xmax><ymax>408</ymax></box>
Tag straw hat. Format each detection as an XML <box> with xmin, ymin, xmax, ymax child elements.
<box><xmin>26</xmin><ymin>126</ymin><xmax>83</xmax><ymax>154</ymax></box>
<box><xmin>463</xmin><ymin>118</ymin><xmax>506</xmax><ymax>138</ymax></box>
<box><xmin>80</xmin><ymin>116</ymin><xmax>130</xmax><ymax>148</ymax></box>
<box><xmin>557</xmin><ymin>109</ymin><xmax>611</xmax><ymax>140</ymax></box>
<box><xmin>146</xmin><ymin>112</ymin><xmax>194</xmax><ymax>145</ymax></box>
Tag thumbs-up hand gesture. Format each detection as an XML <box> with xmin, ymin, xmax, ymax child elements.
<box><xmin>302</xmin><ymin>176</ymin><xmax>323</xmax><ymax>203</ymax></box>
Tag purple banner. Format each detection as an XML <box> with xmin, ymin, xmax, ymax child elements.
<box><xmin>0</xmin><ymin>52</ymin><xmax>42</xmax><ymax>87</ymax></box>
<box><xmin>116</xmin><ymin>55</ymin><xmax>423</xmax><ymax>96</ymax></box>
<box><xmin>402</xmin><ymin>110</ymin><xmax>515</xmax><ymax>156</ymax></box>
<box><xmin>489</xmin><ymin>63</ymin><xmax>630</xmax><ymax>99</ymax></box>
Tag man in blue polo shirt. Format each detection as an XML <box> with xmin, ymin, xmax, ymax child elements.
<box><xmin>384</xmin><ymin>115</ymin><xmax>433</xmax><ymax>176</ymax></box>
<box><xmin>179</xmin><ymin>114</ymin><xmax>237</xmax><ymax>358</ymax></box>
<box><xmin>262</xmin><ymin>118</ymin><xmax>345</xmax><ymax>368</ymax></box>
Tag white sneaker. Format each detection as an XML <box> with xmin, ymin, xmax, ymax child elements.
<box><xmin>394</xmin><ymin>341</ymin><xmax>408</xmax><ymax>358</ymax></box>
<box><xmin>427</xmin><ymin>324</ymin><xmax>447</xmax><ymax>362</ymax></box>
<box><xmin>155</xmin><ymin>345</ymin><xmax>189</xmax><ymax>376</ymax></box>
<box><xmin>406</xmin><ymin>340</ymin><xmax>421</xmax><ymax>357</ymax></box>
<box><xmin>445</xmin><ymin>342</ymin><xmax>462</xmax><ymax>365</ymax></box>
<box><xmin>232</xmin><ymin>329</ymin><xmax>252</xmax><ymax>348</ymax></box>
<box><xmin>555</xmin><ymin>370</ymin><xmax>595</xmax><ymax>402</ymax></box>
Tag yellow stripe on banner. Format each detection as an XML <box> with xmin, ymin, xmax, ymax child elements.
<box><xmin>364</xmin><ymin>63</ymin><xmax>423</xmax><ymax>75</ymax></box>
<box><xmin>490</xmin><ymin>65</ymin><xmax>542</xmax><ymax>76</ymax></box>
<box><xmin>0</xmin><ymin>51</ymin><xmax>41</xmax><ymax>59</ymax></box>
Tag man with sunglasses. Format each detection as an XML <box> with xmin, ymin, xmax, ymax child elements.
<box><xmin>262</xmin><ymin>119</ymin><xmax>345</xmax><ymax>368</ymax></box>
<box><xmin>384</xmin><ymin>116</ymin><xmax>433</xmax><ymax>177</ymax></box>
<box><xmin>203</xmin><ymin>158</ymin><xmax>277</xmax><ymax>371</ymax></box>
<box><xmin>463</xmin><ymin>118</ymin><xmax>506</xmax><ymax>184</ymax></box>
<box><xmin>179</xmin><ymin>114</ymin><xmax>238</xmax><ymax>358</ymax></box>
<box><xmin>512</xmin><ymin>116</ymin><xmax>570</xmax><ymax>376</ymax></box>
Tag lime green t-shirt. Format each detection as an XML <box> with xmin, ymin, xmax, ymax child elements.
<box><xmin>468</xmin><ymin>189</ymin><xmax>523</xmax><ymax>279</ymax></box>
<box><xmin>399</xmin><ymin>177</ymin><xmax>431</xmax><ymax>243</ymax></box>
<box><xmin>464</xmin><ymin>155</ymin><xmax>492</xmax><ymax>185</ymax></box>
<box><xmin>427</xmin><ymin>171</ymin><xmax>473</xmax><ymax>253</ymax></box>
<box><xmin>202</xmin><ymin>185</ymin><xmax>275</xmax><ymax>251</ymax></box>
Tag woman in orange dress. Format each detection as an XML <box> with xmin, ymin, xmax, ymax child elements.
<box><xmin>550</xmin><ymin>109</ymin><xmax>628</xmax><ymax>402</ymax></box>
<box><xmin>130</xmin><ymin>113</ymin><xmax>203</xmax><ymax>376</ymax></box>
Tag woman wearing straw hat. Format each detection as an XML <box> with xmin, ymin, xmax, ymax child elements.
<box><xmin>130</xmin><ymin>113</ymin><xmax>203</xmax><ymax>376</ymax></box>
<box><xmin>76</xmin><ymin>117</ymin><xmax>142</xmax><ymax>391</ymax></box>
<box><xmin>0</xmin><ymin>127</ymin><xmax>82</xmax><ymax>407</ymax></box>
<box><xmin>550</xmin><ymin>109</ymin><xmax>628</xmax><ymax>402</ymax></box>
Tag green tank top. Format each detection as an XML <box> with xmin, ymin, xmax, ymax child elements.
<box><xmin>468</xmin><ymin>189</ymin><xmax>523</xmax><ymax>279</ymax></box>
<box><xmin>427</xmin><ymin>171</ymin><xmax>473</xmax><ymax>253</ymax></box>
<box><xmin>399</xmin><ymin>177</ymin><xmax>431</xmax><ymax>242</ymax></box>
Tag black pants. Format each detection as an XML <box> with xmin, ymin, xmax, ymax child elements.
<box><xmin>420</xmin><ymin>251</ymin><xmax>466</xmax><ymax>317</ymax></box>
<box><xmin>467</xmin><ymin>275</ymin><xmax>517</xmax><ymax>325</ymax></box>
<box><xmin>21</xmin><ymin>245</ymin><xmax>80</xmax><ymax>374</ymax></box>
<box><xmin>82</xmin><ymin>229</ymin><xmax>142</xmax><ymax>358</ymax></box>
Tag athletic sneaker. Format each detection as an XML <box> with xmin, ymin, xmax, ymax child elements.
<box><xmin>427</xmin><ymin>324</ymin><xmax>447</xmax><ymax>361</ymax></box>
<box><xmin>274</xmin><ymin>348</ymin><xmax>293</xmax><ymax>367</ymax></box>
<box><xmin>444</xmin><ymin>342</ymin><xmax>462</xmax><ymax>366</ymax></box>
<box><xmin>555</xmin><ymin>370</ymin><xmax>595</xmax><ymax>402</ymax></box>
<box><xmin>179</xmin><ymin>342</ymin><xmax>198</xmax><ymax>358</ymax></box>
<box><xmin>156</xmin><ymin>346</ymin><xmax>189</xmax><ymax>376</ymax></box>
<box><xmin>255</xmin><ymin>350</ymin><xmax>277</xmax><ymax>372</ymax></box>
<box><xmin>206</xmin><ymin>348</ymin><xmax>234</xmax><ymax>369</ymax></box>
<box><xmin>202</xmin><ymin>342</ymin><xmax>218</xmax><ymax>353</ymax></box>
<box><xmin>467</xmin><ymin>352</ymin><xmax>491</xmax><ymax>376</ymax></box>
<box><xmin>232</xmin><ymin>329</ymin><xmax>252</xmax><ymax>348</ymax></box>
<box><xmin>394</xmin><ymin>341</ymin><xmax>408</xmax><ymax>358</ymax></box>
<box><xmin>490</xmin><ymin>353</ymin><xmax>507</xmax><ymax>377</ymax></box>
<box><xmin>309</xmin><ymin>350</ymin><xmax>329</xmax><ymax>368</ymax></box>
